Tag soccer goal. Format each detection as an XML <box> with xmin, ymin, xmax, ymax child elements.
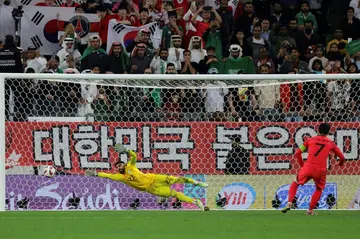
<box><xmin>0</xmin><ymin>73</ymin><xmax>359</xmax><ymax>211</ymax></box>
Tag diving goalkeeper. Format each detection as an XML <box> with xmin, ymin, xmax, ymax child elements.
<box><xmin>86</xmin><ymin>144</ymin><xmax>208</xmax><ymax>210</ymax></box>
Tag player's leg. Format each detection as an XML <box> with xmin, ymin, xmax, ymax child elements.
<box><xmin>173</xmin><ymin>176</ymin><xmax>208</xmax><ymax>188</ymax></box>
<box><xmin>307</xmin><ymin>185</ymin><xmax>323</xmax><ymax>215</ymax></box>
<box><xmin>169</xmin><ymin>189</ymin><xmax>205</xmax><ymax>211</ymax></box>
<box><xmin>169</xmin><ymin>190</ymin><xmax>204</xmax><ymax>210</ymax></box>
<box><xmin>147</xmin><ymin>185</ymin><xmax>205</xmax><ymax>211</ymax></box>
<box><xmin>154</xmin><ymin>174</ymin><xmax>208</xmax><ymax>188</ymax></box>
<box><xmin>307</xmin><ymin>169</ymin><xmax>326</xmax><ymax>215</ymax></box>
<box><xmin>282</xmin><ymin>167</ymin><xmax>311</xmax><ymax>213</ymax></box>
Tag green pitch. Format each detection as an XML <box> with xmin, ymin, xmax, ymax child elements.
<box><xmin>1</xmin><ymin>211</ymin><xmax>359</xmax><ymax>239</ymax></box>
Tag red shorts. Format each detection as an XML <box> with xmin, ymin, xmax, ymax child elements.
<box><xmin>297</xmin><ymin>165</ymin><xmax>327</xmax><ymax>190</ymax></box>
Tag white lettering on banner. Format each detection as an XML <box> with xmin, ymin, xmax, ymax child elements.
<box><xmin>153</xmin><ymin>127</ymin><xmax>194</xmax><ymax>170</ymax></box>
<box><xmin>100</xmin><ymin>126</ymin><xmax>114</xmax><ymax>160</ymax></box>
<box><xmin>139</xmin><ymin>125</ymin><xmax>153</xmax><ymax>169</ymax></box>
<box><xmin>5</xmin><ymin>192</ymin><xmax>25</xmax><ymax>211</ymax></box>
<box><xmin>34</xmin><ymin>130</ymin><xmax>52</xmax><ymax>162</ymax></box>
<box><xmin>53</xmin><ymin>126</ymin><xmax>71</xmax><ymax>168</ymax></box>
<box><xmin>32</xmin><ymin>183</ymin><xmax>123</xmax><ymax>210</ymax></box>
<box><xmin>35</xmin><ymin>183</ymin><xmax>62</xmax><ymax>210</ymax></box>
<box><xmin>257</xmin><ymin>126</ymin><xmax>289</xmax><ymax>145</ymax></box>
<box><xmin>34</xmin><ymin>127</ymin><xmax>72</xmax><ymax>168</ymax></box>
<box><xmin>336</xmin><ymin>129</ymin><xmax>359</xmax><ymax>160</ymax></box>
<box><xmin>213</xmin><ymin>126</ymin><xmax>252</xmax><ymax>169</ymax></box>
<box><xmin>142</xmin><ymin>126</ymin><xmax>151</xmax><ymax>158</ymax></box>
<box><xmin>73</xmin><ymin>125</ymin><xmax>110</xmax><ymax>169</ymax></box>
<box><xmin>254</xmin><ymin>126</ymin><xmax>293</xmax><ymax>170</ymax></box>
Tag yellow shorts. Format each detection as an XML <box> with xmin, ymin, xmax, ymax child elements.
<box><xmin>146</xmin><ymin>175</ymin><xmax>177</xmax><ymax>197</ymax></box>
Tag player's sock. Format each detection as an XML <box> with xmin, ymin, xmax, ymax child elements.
<box><xmin>288</xmin><ymin>182</ymin><xmax>299</xmax><ymax>204</ymax></box>
<box><xmin>170</xmin><ymin>190</ymin><xmax>194</xmax><ymax>203</ymax></box>
<box><xmin>281</xmin><ymin>182</ymin><xmax>298</xmax><ymax>213</ymax></box>
<box><xmin>309</xmin><ymin>188</ymin><xmax>322</xmax><ymax>211</ymax></box>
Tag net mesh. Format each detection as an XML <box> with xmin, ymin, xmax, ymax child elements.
<box><xmin>4</xmin><ymin>75</ymin><xmax>360</xmax><ymax>210</ymax></box>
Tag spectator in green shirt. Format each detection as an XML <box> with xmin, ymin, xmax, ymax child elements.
<box><xmin>296</xmin><ymin>1</ymin><xmax>318</xmax><ymax>34</ymax></box>
<box><xmin>203</xmin><ymin>19</ymin><xmax>223</xmax><ymax>60</ymax></box>
<box><xmin>162</xmin><ymin>10</ymin><xmax>183</xmax><ymax>49</ymax></box>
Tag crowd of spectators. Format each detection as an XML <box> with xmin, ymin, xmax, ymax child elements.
<box><xmin>0</xmin><ymin>0</ymin><xmax>359</xmax><ymax>122</ymax></box>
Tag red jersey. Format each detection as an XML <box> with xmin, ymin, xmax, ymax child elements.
<box><xmin>195</xmin><ymin>21</ymin><xmax>210</xmax><ymax>35</ymax></box>
<box><xmin>173</xmin><ymin>0</ymin><xmax>189</xmax><ymax>13</ymax></box>
<box><xmin>98</xmin><ymin>14</ymin><xmax>118</xmax><ymax>44</ymax></box>
<box><xmin>35</xmin><ymin>3</ymin><xmax>51</xmax><ymax>6</ymax></box>
<box><xmin>296</xmin><ymin>135</ymin><xmax>345</xmax><ymax>169</ymax></box>
<box><xmin>61</xmin><ymin>2</ymin><xmax>81</xmax><ymax>7</ymax></box>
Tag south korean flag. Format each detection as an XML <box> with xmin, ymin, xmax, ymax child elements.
<box><xmin>16</xmin><ymin>0</ymin><xmax>67</xmax><ymax>6</ymax></box>
<box><xmin>20</xmin><ymin>6</ymin><xmax>75</xmax><ymax>55</ymax></box>
<box><xmin>106</xmin><ymin>20</ymin><xmax>161</xmax><ymax>54</ymax></box>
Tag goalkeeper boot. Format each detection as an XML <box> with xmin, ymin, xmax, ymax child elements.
<box><xmin>194</xmin><ymin>199</ymin><xmax>205</xmax><ymax>211</ymax></box>
<box><xmin>281</xmin><ymin>202</ymin><xmax>292</xmax><ymax>214</ymax></box>
<box><xmin>194</xmin><ymin>181</ymin><xmax>209</xmax><ymax>188</ymax></box>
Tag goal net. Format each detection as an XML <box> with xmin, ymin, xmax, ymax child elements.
<box><xmin>2</xmin><ymin>73</ymin><xmax>360</xmax><ymax>211</ymax></box>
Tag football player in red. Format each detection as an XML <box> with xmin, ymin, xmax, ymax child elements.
<box><xmin>282</xmin><ymin>123</ymin><xmax>345</xmax><ymax>215</ymax></box>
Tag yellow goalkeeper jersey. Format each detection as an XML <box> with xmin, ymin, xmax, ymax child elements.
<box><xmin>98</xmin><ymin>150</ymin><xmax>155</xmax><ymax>191</ymax></box>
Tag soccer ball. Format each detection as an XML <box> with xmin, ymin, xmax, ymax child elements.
<box><xmin>43</xmin><ymin>166</ymin><xmax>56</xmax><ymax>178</ymax></box>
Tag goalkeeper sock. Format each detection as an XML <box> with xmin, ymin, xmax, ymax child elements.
<box><xmin>170</xmin><ymin>190</ymin><xmax>194</xmax><ymax>203</ymax></box>
<box><xmin>288</xmin><ymin>182</ymin><xmax>299</xmax><ymax>204</ymax></box>
<box><xmin>309</xmin><ymin>188</ymin><xmax>322</xmax><ymax>210</ymax></box>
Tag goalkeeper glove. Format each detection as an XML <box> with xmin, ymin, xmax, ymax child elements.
<box><xmin>85</xmin><ymin>169</ymin><xmax>98</xmax><ymax>177</ymax></box>
<box><xmin>115</xmin><ymin>143</ymin><xmax>128</xmax><ymax>154</ymax></box>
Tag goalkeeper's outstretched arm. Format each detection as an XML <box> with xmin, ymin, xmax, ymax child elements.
<box><xmin>84</xmin><ymin>143</ymin><xmax>138</xmax><ymax>181</ymax></box>
<box><xmin>86</xmin><ymin>169</ymin><xmax>123</xmax><ymax>181</ymax></box>
<box><xmin>128</xmin><ymin>150</ymin><xmax>137</xmax><ymax>165</ymax></box>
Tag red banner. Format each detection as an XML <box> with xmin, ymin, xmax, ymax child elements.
<box><xmin>5</xmin><ymin>122</ymin><xmax>360</xmax><ymax>175</ymax></box>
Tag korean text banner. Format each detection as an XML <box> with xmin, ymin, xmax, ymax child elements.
<box><xmin>5</xmin><ymin>122</ymin><xmax>360</xmax><ymax>175</ymax></box>
<box><xmin>5</xmin><ymin>175</ymin><xmax>205</xmax><ymax>210</ymax></box>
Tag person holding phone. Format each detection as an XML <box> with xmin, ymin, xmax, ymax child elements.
<box><xmin>191</xmin><ymin>5</ymin><xmax>223</xmax><ymax>43</ymax></box>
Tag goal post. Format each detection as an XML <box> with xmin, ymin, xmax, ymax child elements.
<box><xmin>0</xmin><ymin>76</ymin><xmax>5</xmax><ymax>212</ymax></box>
<box><xmin>1</xmin><ymin>73</ymin><xmax>359</xmax><ymax>211</ymax></box>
